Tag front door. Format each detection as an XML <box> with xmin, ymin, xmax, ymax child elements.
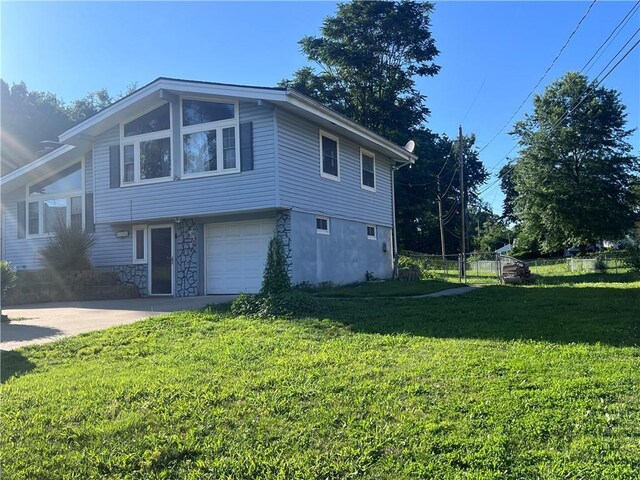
<box><xmin>150</xmin><ymin>226</ymin><xmax>173</xmax><ymax>295</ymax></box>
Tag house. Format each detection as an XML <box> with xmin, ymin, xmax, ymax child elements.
<box><xmin>1</xmin><ymin>78</ymin><xmax>416</xmax><ymax>297</ymax></box>
<box><xmin>495</xmin><ymin>244</ymin><xmax>512</xmax><ymax>255</ymax></box>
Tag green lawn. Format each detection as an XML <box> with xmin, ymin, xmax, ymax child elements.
<box><xmin>2</xmin><ymin>274</ymin><xmax>640</xmax><ymax>479</ymax></box>
<box><xmin>311</xmin><ymin>279</ymin><xmax>457</xmax><ymax>297</ymax></box>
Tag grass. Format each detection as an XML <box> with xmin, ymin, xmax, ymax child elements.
<box><xmin>310</xmin><ymin>279</ymin><xmax>458</xmax><ymax>297</ymax></box>
<box><xmin>1</xmin><ymin>273</ymin><xmax>640</xmax><ymax>479</ymax></box>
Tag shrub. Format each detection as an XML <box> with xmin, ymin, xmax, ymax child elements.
<box><xmin>39</xmin><ymin>223</ymin><xmax>96</xmax><ymax>271</ymax></box>
<box><xmin>397</xmin><ymin>255</ymin><xmax>436</xmax><ymax>280</ymax></box>
<box><xmin>594</xmin><ymin>254</ymin><xmax>607</xmax><ymax>274</ymax></box>
<box><xmin>231</xmin><ymin>292</ymin><xmax>319</xmax><ymax>319</ymax></box>
<box><xmin>621</xmin><ymin>243</ymin><xmax>640</xmax><ymax>273</ymax></box>
<box><xmin>1</xmin><ymin>261</ymin><xmax>18</xmax><ymax>296</ymax></box>
<box><xmin>261</xmin><ymin>236</ymin><xmax>291</xmax><ymax>295</ymax></box>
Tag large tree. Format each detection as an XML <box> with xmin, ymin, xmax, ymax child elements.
<box><xmin>282</xmin><ymin>0</ymin><xmax>439</xmax><ymax>143</ymax></box>
<box><xmin>395</xmin><ymin>130</ymin><xmax>489</xmax><ymax>253</ymax></box>
<box><xmin>1</xmin><ymin>80</ymin><xmax>72</xmax><ymax>174</ymax></box>
<box><xmin>506</xmin><ymin>72</ymin><xmax>638</xmax><ymax>252</ymax></box>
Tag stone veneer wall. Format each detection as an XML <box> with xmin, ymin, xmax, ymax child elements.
<box><xmin>175</xmin><ymin>218</ymin><xmax>199</xmax><ymax>297</ymax></box>
<box><xmin>113</xmin><ymin>264</ymin><xmax>148</xmax><ymax>296</ymax></box>
<box><xmin>276</xmin><ymin>210</ymin><xmax>292</xmax><ymax>278</ymax></box>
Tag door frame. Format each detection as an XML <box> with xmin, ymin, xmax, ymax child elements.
<box><xmin>148</xmin><ymin>224</ymin><xmax>174</xmax><ymax>296</ymax></box>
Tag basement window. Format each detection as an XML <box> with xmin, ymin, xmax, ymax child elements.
<box><xmin>316</xmin><ymin>216</ymin><xmax>330</xmax><ymax>235</ymax></box>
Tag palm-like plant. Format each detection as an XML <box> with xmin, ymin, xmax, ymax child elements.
<box><xmin>39</xmin><ymin>222</ymin><xmax>96</xmax><ymax>271</ymax></box>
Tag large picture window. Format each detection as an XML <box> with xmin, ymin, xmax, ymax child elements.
<box><xmin>181</xmin><ymin>99</ymin><xmax>239</xmax><ymax>176</ymax></box>
<box><xmin>121</xmin><ymin>103</ymin><xmax>172</xmax><ymax>184</ymax></box>
<box><xmin>26</xmin><ymin>162</ymin><xmax>83</xmax><ymax>236</ymax></box>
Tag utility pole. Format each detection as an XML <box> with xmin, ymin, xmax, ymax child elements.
<box><xmin>459</xmin><ymin>125</ymin><xmax>465</xmax><ymax>273</ymax></box>
<box><xmin>437</xmin><ymin>175</ymin><xmax>446</xmax><ymax>259</ymax></box>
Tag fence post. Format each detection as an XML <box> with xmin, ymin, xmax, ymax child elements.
<box><xmin>458</xmin><ymin>254</ymin><xmax>462</xmax><ymax>284</ymax></box>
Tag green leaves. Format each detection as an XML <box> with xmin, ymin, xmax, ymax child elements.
<box><xmin>38</xmin><ymin>223</ymin><xmax>96</xmax><ymax>271</ymax></box>
<box><xmin>507</xmin><ymin>72</ymin><xmax>639</xmax><ymax>253</ymax></box>
<box><xmin>282</xmin><ymin>1</ymin><xmax>439</xmax><ymax>143</ymax></box>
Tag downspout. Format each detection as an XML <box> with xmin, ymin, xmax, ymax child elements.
<box><xmin>391</xmin><ymin>158</ymin><xmax>412</xmax><ymax>279</ymax></box>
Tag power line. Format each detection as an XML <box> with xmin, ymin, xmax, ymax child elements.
<box><xmin>460</xmin><ymin>75</ymin><xmax>487</xmax><ymax>125</ymax></box>
<box><xmin>477</xmin><ymin>32</ymin><xmax>640</xmax><ymax>198</ymax></box>
<box><xmin>581</xmin><ymin>0</ymin><xmax>640</xmax><ymax>74</ymax></box>
<box><xmin>548</xmin><ymin>31</ymin><xmax>640</xmax><ymax>133</ymax></box>
<box><xmin>478</xmin><ymin>0</ymin><xmax>598</xmax><ymax>154</ymax></box>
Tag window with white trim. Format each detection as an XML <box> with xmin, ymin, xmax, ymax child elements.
<box><xmin>26</xmin><ymin>162</ymin><xmax>83</xmax><ymax>236</ymax></box>
<box><xmin>121</xmin><ymin>103</ymin><xmax>172</xmax><ymax>184</ymax></box>
<box><xmin>316</xmin><ymin>216</ymin><xmax>330</xmax><ymax>234</ymax></box>
<box><xmin>320</xmin><ymin>131</ymin><xmax>340</xmax><ymax>180</ymax></box>
<box><xmin>133</xmin><ymin>225</ymin><xmax>147</xmax><ymax>263</ymax></box>
<box><xmin>367</xmin><ymin>225</ymin><xmax>377</xmax><ymax>240</ymax></box>
<box><xmin>360</xmin><ymin>149</ymin><xmax>376</xmax><ymax>191</ymax></box>
<box><xmin>181</xmin><ymin>99</ymin><xmax>239</xmax><ymax>176</ymax></box>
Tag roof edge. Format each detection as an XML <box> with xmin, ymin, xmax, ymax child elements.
<box><xmin>1</xmin><ymin>145</ymin><xmax>76</xmax><ymax>187</ymax></box>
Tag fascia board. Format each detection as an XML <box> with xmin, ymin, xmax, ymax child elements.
<box><xmin>285</xmin><ymin>91</ymin><xmax>417</xmax><ymax>164</ymax></box>
<box><xmin>1</xmin><ymin>145</ymin><xmax>76</xmax><ymax>187</ymax></box>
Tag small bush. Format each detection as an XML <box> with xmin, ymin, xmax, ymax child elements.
<box><xmin>594</xmin><ymin>254</ymin><xmax>607</xmax><ymax>274</ymax></box>
<box><xmin>261</xmin><ymin>236</ymin><xmax>291</xmax><ymax>295</ymax></box>
<box><xmin>231</xmin><ymin>292</ymin><xmax>319</xmax><ymax>319</ymax></box>
<box><xmin>1</xmin><ymin>261</ymin><xmax>18</xmax><ymax>296</ymax></box>
<box><xmin>621</xmin><ymin>244</ymin><xmax>640</xmax><ymax>273</ymax></box>
<box><xmin>39</xmin><ymin>223</ymin><xmax>96</xmax><ymax>271</ymax></box>
<box><xmin>397</xmin><ymin>255</ymin><xmax>436</xmax><ymax>280</ymax></box>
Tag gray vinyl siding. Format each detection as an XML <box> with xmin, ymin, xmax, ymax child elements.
<box><xmin>1</xmin><ymin>157</ymin><xmax>95</xmax><ymax>270</ymax></box>
<box><xmin>91</xmin><ymin>223</ymin><xmax>134</xmax><ymax>267</ymax></box>
<box><xmin>276</xmin><ymin>108</ymin><xmax>394</xmax><ymax>227</ymax></box>
<box><xmin>93</xmin><ymin>102</ymin><xmax>276</xmax><ymax>224</ymax></box>
<box><xmin>1</xmin><ymin>188</ymin><xmax>46</xmax><ymax>269</ymax></box>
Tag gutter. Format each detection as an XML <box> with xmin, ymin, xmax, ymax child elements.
<box><xmin>391</xmin><ymin>159</ymin><xmax>413</xmax><ymax>279</ymax></box>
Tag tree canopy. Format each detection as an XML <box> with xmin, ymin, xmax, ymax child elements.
<box><xmin>395</xmin><ymin>131</ymin><xmax>488</xmax><ymax>253</ymax></box>
<box><xmin>505</xmin><ymin>72</ymin><xmax>638</xmax><ymax>252</ymax></box>
<box><xmin>282</xmin><ymin>0</ymin><xmax>439</xmax><ymax>143</ymax></box>
<box><xmin>1</xmin><ymin>80</ymin><xmax>136</xmax><ymax>175</ymax></box>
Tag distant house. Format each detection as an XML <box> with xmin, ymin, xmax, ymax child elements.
<box><xmin>495</xmin><ymin>244</ymin><xmax>512</xmax><ymax>255</ymax></box>
<box><xmin>1</xmin><ymin>78</ymin><xmax>416</xmax><ymax>296</ymax></box>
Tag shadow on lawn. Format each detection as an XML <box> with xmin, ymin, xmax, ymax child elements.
<box><xmin>1</xmin><ymin>350</ymin><xmax>36</xmax><ymax>383</ymax></box>
<box><xmin>319</xmin><ymin>284</ymin><xmax>640</xmax><ymax>347</ymax></box>
<box><xmin>535</xmin><ymin>271</ymin><xmax>639</xmax><ymax>285</ymax></box>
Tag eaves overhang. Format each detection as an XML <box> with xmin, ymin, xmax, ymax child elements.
<box><xmin>0</xmin><ymin>145</ymin><xmax>78</xmax><ymax>194</ymax></box>
<box><xmin>58</xmin><ymin>77</ymin><xmax>418</xmax><ymax>164</ymax></box>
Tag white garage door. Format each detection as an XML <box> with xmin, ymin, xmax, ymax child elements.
<box><xmin>206</xmin><ymin>219</ymin><xmax>275</xmax><ymax>294</ymax></box>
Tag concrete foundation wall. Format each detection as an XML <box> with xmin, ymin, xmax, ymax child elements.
<box><xmin>290</xmin><ymin>210</ymin><xmax>393</xmax><ymax>286</ymax></box>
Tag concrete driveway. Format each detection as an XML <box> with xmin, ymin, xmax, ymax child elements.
<box><xmin>1</xmin><ymin>295</ymin><xmax>235</xmax><ymax>351</ymax></box>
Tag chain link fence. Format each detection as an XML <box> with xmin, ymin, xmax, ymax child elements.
<box><xmin>399</xmin><ymin>251</ymin><xmax>630</xmax><ymax>285</ymax></box>
<box><xmin>399</xmin><ymin>251</ymin><xmax>501</xmax><ymax>285</ymax></box>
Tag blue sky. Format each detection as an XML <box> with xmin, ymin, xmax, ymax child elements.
<box><xmin>1</xmin><ymin>1</ymin><xmax>638</xmax><ymax>213</ymax></box>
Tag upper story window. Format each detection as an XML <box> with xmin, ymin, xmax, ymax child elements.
<box><xmin>360</xmin><ymin>149</ymin><xmax>376</xmax><ymax>191</ymax></box>
<box><xmin>181</xmin><ymin>99</ymin><xmax>239</xmax><ymax>176</ymax></box>
<box><xmin>320</xmin><ymin>131</ymin><xmax>340</xmax><ymax>181</ymax></box>
<box><xmin>26</xmin><ymin>162</ymin><xmax>83</xmax><ymax>236</ymax></box>
<box><xmin>121</xmin><ymin>103</ymin><xmax>172</xmax><ymax>184</ymax></box>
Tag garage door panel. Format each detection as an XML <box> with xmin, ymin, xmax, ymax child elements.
<box><xmin>206</xmin><ymin>219</ymin><xmax>274</xmax><ymax>294</ymax></box>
